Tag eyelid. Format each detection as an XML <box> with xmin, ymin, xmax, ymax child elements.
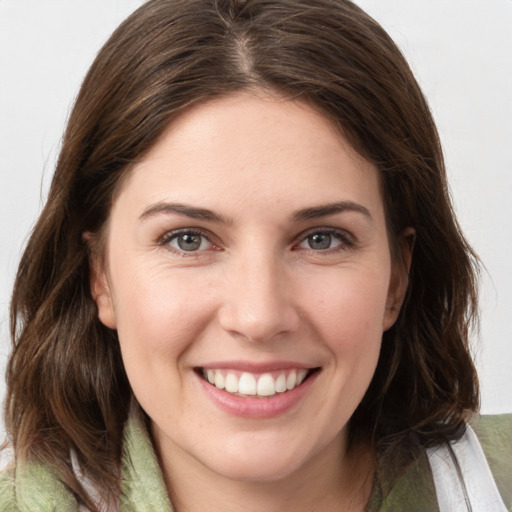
<box><xmin>158</xmin><ymin>227</ymin><xmax>220</xmax><ymax>254</ymax></box>
<box><xmin>157</xmin><ymin>226</ymin><xmax>355</xmax><ymax>255</ymax></box>
<box><xmin>293</xmin><ymin>227</ymin><xmax>355</xmax><ymax>251</ymax></box>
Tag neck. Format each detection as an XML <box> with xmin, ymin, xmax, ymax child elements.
<box><xmin>154</xmin><ymin>430</ymin><xmax>375</xmax><ymax>512</ymax></box>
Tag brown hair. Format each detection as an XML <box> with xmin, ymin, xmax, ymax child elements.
<box><xmin>5</xmin><ymin>0</ymin><xmax>479</xmax><ymax>508</ymax></box>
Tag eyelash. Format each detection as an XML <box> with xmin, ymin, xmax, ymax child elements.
<box><xmin>158</xmin><ymin>227</ymin><xmax>355</xmax><ymax>256</ymax></box>
<box><xmin>158</xmin><ymin>229</ymin><xmax>217</xmax><ymax>257</ymax></box>
<box><xmin>294</xmin><ymin>228</ymin><xmax>355</xmax><ymax>253</ymax></box>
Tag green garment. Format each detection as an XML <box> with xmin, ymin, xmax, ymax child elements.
<box><xmin>0</xmin><ymin>416</ymin><xmax>173</xmax><ymax>512</ymax></box>
<box><xmin>1</xmin><ymin>414</ymin><xmax>510</xmax><ymax>511</ymax></box>
<box><xmin>370</xmin><ymin>415</ymin><xmax>512</xmax><ymax>511</ymax></box>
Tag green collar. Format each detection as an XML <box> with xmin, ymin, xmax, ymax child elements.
<box><xmin>120</xmin><ymin>410</ymin><xmax>174</xmax><ymax>511</ymax></box>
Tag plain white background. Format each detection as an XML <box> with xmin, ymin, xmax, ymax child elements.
<box><xmin>0</xmin><ymin>1</ymin><xmax>511</xmax><ymax>441</ymax></box>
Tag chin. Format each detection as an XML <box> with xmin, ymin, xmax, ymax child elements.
<box><xmin>199</xmin><ymin>438</ymin><xmax>313</xmax><ymax>483</ymax></box>
<box><xmin>213</xmin><ymin>458</ymin><xmax>301</xmax><ymax>483</ymax></box>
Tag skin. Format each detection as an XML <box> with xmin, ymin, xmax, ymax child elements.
<box><xmin>91</xmin><ymin>91</ymin><xmax>412</xmax><ymax>511</ymax></box>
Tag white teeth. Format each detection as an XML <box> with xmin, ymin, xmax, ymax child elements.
<box><xmin>297</xmin><ymin>369</ymin><xmax>307</xmax><ymax>385</ymax></box>
<box><xmin>224</xmin><ymin>373</ymin><xmax>239</xmax><ymax>393</ymax></box>
<box><xmin>214</xmin><ymin>372</ymin><xmax>225</xmax><ymax>390</ymax></box>
<box><xmin>238</xmin><ymin>372</ymin><xmax>257</xmax><ymax>395</ymax></box>
<box><xmin>203</xmin><ymin>368</ymin><xmax>312</xmax><ymax>397</ymax></box>
<box><xmin>286</xmin><ymin>370</ymin><xmax>297</xmax><ymax>390</ymax></box>
<box><xmin>257</xmin><ymin>374</ymin><xmax>276</xmax><ymax>396</ymax></box>
<box><xmin>275</xmin><ymin>374</ymin><xmax>287</xmax><ymax>393</ymax></box>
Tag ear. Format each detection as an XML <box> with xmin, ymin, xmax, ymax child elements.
<box><xmin>84</xmin><ymin>232</ymin><xmax>117</xmax><ymax>329</ymax></box>
<box><xmin>383</xmin><ymin>228</ymin><xmax>415</xmax><ymax>331</ymax></box>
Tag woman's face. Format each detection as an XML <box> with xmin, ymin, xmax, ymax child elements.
<box><xmin>92</xmin><ymin>92</ymin><xmax>409</xmax><ymax>484</ymax></box>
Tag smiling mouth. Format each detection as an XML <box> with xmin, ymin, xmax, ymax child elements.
<box><xmin>197</xmin><ymin>368</ymin><xmax>320</xmax><ymax>398</ymax></box>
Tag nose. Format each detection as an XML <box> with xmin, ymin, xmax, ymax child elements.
<box><xmin>218</xmin><ymin>251</ymin><xmax>300</xmax><ymax>344</ymax></box>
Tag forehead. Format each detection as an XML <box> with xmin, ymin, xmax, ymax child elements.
<box><xmin>113</xmin><ymin>91</ymin><xmax>384</xmax><ymax>222</ymax></box>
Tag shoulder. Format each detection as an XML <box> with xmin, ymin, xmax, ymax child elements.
<box><xmin>375</xmin><ymin>450</ymin><xmax>439</xmax><ymax>511</ymax></box>
<box><xmin>0</xmin><ymin>458</ymin><xmax>80</xmax><ymax>511</ymax></box>
<box><xmin>471</xmin><ymin>413</ymin><xmax>512</xmax><ymax>452</ymax></box>
<box><xmin>471</xmin><ymin>413</ymin><xmax>512</xmax><ymax>508</ymax></box>
<box><xmin>0</xmin><ymin>467</ymin><xmax>18</xmax><ymax>511</ymax></box>
<box><xmin>375</xmin><ymin>414</ymin><xmax>512</xmax><ymax>511</ymax></box>
<box><xmin>372</xmin><ymin>432</ymin><xmax>439</xmax><ymax>511</ymax></box>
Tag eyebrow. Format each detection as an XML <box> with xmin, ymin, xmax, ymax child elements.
<box><xmin>139</xmin><ymin>200</ymin><xmax>371</xmax><ymax>224</ymax></box>
<box><xmin>139</xmin><ymin>202</ymin><xmax>232</xmax><ymax>224</ymax></box>
<box><xmin>292</xmin><ymin>201</ymin><xmax>372</xmax><ymax>222</ymax></box>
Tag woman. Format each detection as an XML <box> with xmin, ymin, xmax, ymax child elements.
<box><xmin>1</xmin><ymin>0</ymin><xmax>510</xmax><ymax>510</ymax></box>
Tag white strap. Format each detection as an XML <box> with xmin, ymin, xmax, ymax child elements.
<box><xmin>427</xmin><ymin>425</ymin><xmax>507</xmax><ymax>512</ymax></box>
<box><xmin>71</xmin><ymin>451</ymin><xmax>114</xmax><ymax>512</ymax></box>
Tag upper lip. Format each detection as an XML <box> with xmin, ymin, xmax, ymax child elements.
<box><xmin>198</xmin><ymin>360</ymin><xmax>319</xmax><ymax>373</ymax></box>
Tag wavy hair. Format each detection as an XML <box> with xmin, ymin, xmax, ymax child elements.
<box><xmin>5</xmin><ymin>0</ymin><xmax>479</xmax><ymax>508</ymax></box>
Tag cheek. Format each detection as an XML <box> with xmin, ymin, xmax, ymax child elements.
<box><xmin>110</xmin><ymin>264</ymin><xmax>217</xmax><ymax>369</ymax></box>
<box><xmin>108</xmin><ymin>266</ymin><xmax>221</xmax><ymax>421</ymax></box>
<box><xmin>294</xmin><ymin>270</ymin><xmax>388</xmax><ymax>437</ymax></box>
<box><xmin>301</xmin><ymin>267</ymin><xmax>389</xmax><ymax>403</ymax></box>
<box><xmin>304</xmin><ymin>268</ymin><xmax>390</xmax><ymax>346</ymax></box>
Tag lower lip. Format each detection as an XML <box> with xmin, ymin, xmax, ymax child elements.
<box><xmin>197</xmin><ymin>371</ymin><xmax>319</xmax><ymax>419</ymax></box>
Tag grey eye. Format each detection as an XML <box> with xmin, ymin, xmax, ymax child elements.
<box><xmin>298</xmin><ymin>231</ymin><xmax>348</xmax><ymax>251</ymax></box>
<box><xmin>170</xmin><ymin>232</ymin><xmax>210</xmax><ymax>252</ymax></box>
<box><xmin>307</xmin><ymin>233</ymin><xmax>332</xmax><ymax>250</ymax></box>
